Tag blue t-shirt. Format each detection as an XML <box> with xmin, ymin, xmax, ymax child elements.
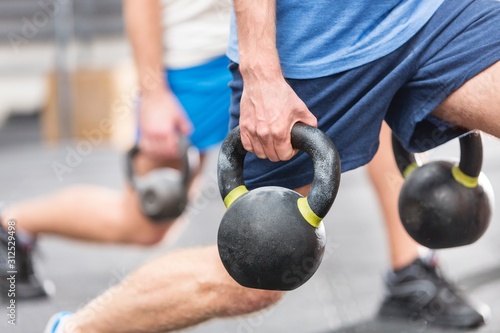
<box><xmin>226</xmin><ymin>0</ymin><xmax>445</xmax><ymax>79</ymax></box>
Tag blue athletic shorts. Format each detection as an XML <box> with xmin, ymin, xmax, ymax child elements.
<box><xmin>136</xmin><ymin>55</ymin><xmax>231</xmax><ymax>152</ymax></box>
<box><xmin>228</xmin><ymin>0</ymin><xmax>500</xmax><ymax>190</ymax></box>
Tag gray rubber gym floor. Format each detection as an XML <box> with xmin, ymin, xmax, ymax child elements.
<box><xmin>1</xmin><ymin>114</ymin><xmax>500</xmax><ymax>333</ymax></box>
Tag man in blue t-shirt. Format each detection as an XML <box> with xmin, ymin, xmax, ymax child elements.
<box><xmin>226</xmin><ymin>0</ymin><xmax>500</xmax><ymax>329</ymax></box>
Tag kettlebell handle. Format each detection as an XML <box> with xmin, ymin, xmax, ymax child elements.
<box><xmin>125</xmin><ymin>138</ymin><xmax>192</xmax><ymax>188</ymax></box>
<box><xmin>392</xmin><ymin>130</ymin><xmax>483</xmax><ymax>179</ymax></box>
<box><xmin>126</xmin><ymin>146</ymin><xmax>141</xmax><ymax>189</ymax></box>
<box><xmin>217</xmin><ymin>123</ymin><xmax>341</xmax><ymax>221</ymax></box>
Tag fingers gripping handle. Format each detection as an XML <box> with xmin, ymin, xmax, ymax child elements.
<box><xmin>217</xmin><ymin>124</ymin><xmax>341</xmax><ymax>219</ymax></box>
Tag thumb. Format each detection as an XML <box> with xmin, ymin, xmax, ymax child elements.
<box><xmin>301</xmin><ymin>112</ymin><xmax>318</xmax><ymax>128</ymax></box>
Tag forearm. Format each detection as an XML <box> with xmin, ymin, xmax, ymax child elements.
<box><xmin>234</xmin><ymin>0</ymin><xmax>282</xmax><ymax>81</ymax></box>
<box><xmin>124</xmin><ymin>0</ymin><xmax>166</xmax><ymax>95</ymax></box>
<box><xmin>125</xmin><ymin>0</ymin><xmax>191</xmax><ymax>158</ymax></box>
<box><xmin>233</xmin><ymin>0</ymin><xmax>317</xmax><ymax>161</ymax></box>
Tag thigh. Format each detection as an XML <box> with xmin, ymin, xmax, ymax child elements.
<box><xmin>433</xmin><ymin>60</ymin><xmax>500</xmax><ymax>138</ymax></box>
<box><xmin>386</xmin><ymin>0</ymin><xmax>500</xmax><ymax>153</ymax></box>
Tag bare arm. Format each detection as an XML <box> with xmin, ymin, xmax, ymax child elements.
<box><xmin>234</xmin><ymin>0</ymin><xmax>317</xmax><ymax>161</ymax></box>
<box><xmin>124</xmin><ymin>0</ymin><xmax>191</xmax><ymax>159</ymax></box>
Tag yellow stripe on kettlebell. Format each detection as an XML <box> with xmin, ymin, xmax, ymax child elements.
<box><xmin>452</xmin><ymin>166</ymin><xmax>479</xmax><ymax>188</ymax></box>
<box><xmin>223</xmin><ymin>185</ymin><xmax>249</xmax><ymax>208</ymax></box>
<box><xmin>403</xmin><ymin>162</ymin><xmax>419</xmax><ymax>179</ymax></box>
<box><xmin>297</xmin><ymin>197</ymin><xmax>323</xmax><ymax>228</ymax></box>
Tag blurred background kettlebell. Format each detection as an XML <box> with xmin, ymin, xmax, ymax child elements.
<box><xmin>217</xmin><ymin>123</ymin><xmax>341</xmax><ymax>291</ymax></box>
<box><xmin>392</xmin><ymin>131</ymin><xmax>494</xmax><ymax>248</ymax></box>
<box><xmin>125</xmin><ymin>138</ymin><xmax>198</xmax><ymax>221</ymax></box>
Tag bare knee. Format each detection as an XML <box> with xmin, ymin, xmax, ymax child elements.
<box><xmin>224</xmin><ymin>288</ymin><xmax>283</xmax><ymax>317</ymax></box>
<box><xmin>112</xmin><ymin>206</ymin><xmax>173</xmax><ymax>246</ymax></box>
<box><xmin>194</xmin><ymin>246</ymin><xmax>283</xmax><ymax>317</ymax></box>
<box><xmin>128</xmin><ymin>223</ymin><xmax>169</xmax><ymax>246</ymax></box>
<box><xmin>118</xmin><ymin>213</ymin><xmax>175</xmax><ymax>246</ymax></box>
<box><xmin>112</xmin><ymin>188</ymin><xmax>179</xmax><ymax>246</ymax></box>
<box><xmin>211</xmin><ymin>275</ymin><xmax>283</xmax><ymax>317</ymax></box>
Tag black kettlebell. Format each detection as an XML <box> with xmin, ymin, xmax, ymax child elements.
<box><xmin>217</xmin><ymin>123</ymin><xmax>341</xmax><ymax>291</ymax></box>
<box><xmin>392</xmin><ymin>131</ymin><xmax>493</xmax><ymax>248</ymax></box>
<box><xmin>126</xmin><ymin>140</ymin><xmax>197</xmax><ymax>221</ymax></box>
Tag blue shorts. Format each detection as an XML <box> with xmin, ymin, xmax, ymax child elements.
<box><xmin>228</xmin><ymin>0</ymin><xmax>500</xmax><ymax>189</ymax></box>
<box><xmin>137</xmin><ymin>55</ymin><xmax>231</xmax><ymax>152</ymax></box>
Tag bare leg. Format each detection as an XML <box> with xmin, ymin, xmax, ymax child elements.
<box><xmin>63</xmin><ymin>246</ymin><xmax>282</xmax><ymax>333</ymax></box>
<box><xmin>57</xmin><ymin>186</ymin><xmax>312</xmax><ymax>332</ymax></box>
<box><xmin>366</xmin><ymin>122</ymin><xmax>420</xmax><ymax>270</ymax></box>
<box><xmin>433</xmin><ymin>61</ymin><xmax>500</xmax><ymax>136</ymax></box>
<box><xmin>1</xmin><ymin>186</ymin><xmax>170</xmax><ymax>245</ymax></box>
<box><xmin>1</xmin><ymin>153</ymin><xmax>205</xmax><ymax>245</ymax></box>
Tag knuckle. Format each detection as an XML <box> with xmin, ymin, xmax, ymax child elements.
<box><xmin>256</xmin><ymin>126</ymin><xmax>271</xmax><ymax>139</ymax></box>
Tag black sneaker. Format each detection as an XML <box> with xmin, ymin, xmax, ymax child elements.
<box><xmin>378</xmin><ymin>256</ymin><xmax>488</xmax><ymax>329</ymax></box>
<box><xmin>0</xmin><ymin>219</ymin><xmax>49</xmax><ymax>300</ymax></box>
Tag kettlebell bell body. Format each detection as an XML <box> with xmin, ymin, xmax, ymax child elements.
<box><xmin>219</xmin><ymin>187</ymin><xmax>327</xmax><ymax>290</ymax></box>
<box><xmin>126</xmin><ymin>141</ymin><xmax>195</xmax><ymax>221</ymax></box>
<box><xmin>136</xmin><ymin>168</ymin><xmax>188</xmax><ymax>220</ymax></box>
<box><xmin>393</xmin><ymin>131</ymin><xmax>493</xmax><ymax>248</ymax></box>
<box><xmin>217</xmin><ymin>124</ymin><xmax>341</xmax><ymax>291</ymax></box>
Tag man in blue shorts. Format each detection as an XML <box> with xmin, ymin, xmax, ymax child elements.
<box><xmin>227</xmin><ymin>0</ymin><xmax>500</xmax><ymax>328</ymax></box>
